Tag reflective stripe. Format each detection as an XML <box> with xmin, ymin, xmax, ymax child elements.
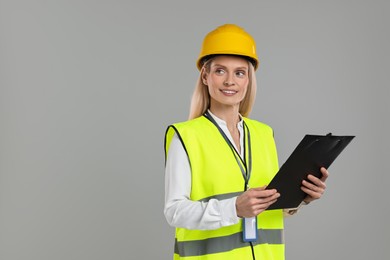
<box><xmin>175</xmin><ymin>229</ymin><xmax>283</xmax><ymax>257</ymax></box>
<box><xmin>198</xmin><ymin>191</ymin><xmax>243</xmax><ymax>202</ymax></box>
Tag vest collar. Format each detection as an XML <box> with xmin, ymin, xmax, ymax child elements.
<box><xmin>206</xmin><ymin>109</ymin><xmax>244</xmax><ymax>129</ymax></box>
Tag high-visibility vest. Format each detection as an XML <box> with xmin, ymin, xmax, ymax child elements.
<box><xmin>165</xmin><ymin>115</ymin><xmax>285</xmax><ymax>260</ymax></box>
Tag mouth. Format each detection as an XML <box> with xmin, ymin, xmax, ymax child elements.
<box><xmin>220</xmin><ymin>89</ymin><xmax>238</xmax><ymax>95</ymax></box>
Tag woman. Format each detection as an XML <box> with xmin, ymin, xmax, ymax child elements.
<box><xmin>164</xmin><ymin>24</ymin><xmax>328</xmax><ymax>260</ymax></box>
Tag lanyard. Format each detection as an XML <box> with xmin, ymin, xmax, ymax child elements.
<box><xmin>204</xmin><ymin>111</ymin><xmax>252</xmax><ymax>191</ymax></box>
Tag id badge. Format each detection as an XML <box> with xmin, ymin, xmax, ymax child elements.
<box><xmin>243</xmin><ymin>217</ymin><xmax>257</xmax><ymax>242</ymax></box>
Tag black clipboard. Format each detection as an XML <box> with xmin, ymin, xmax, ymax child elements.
<box><xmin>266</xmin><ymin>133</ymin><xmax>355</xmax><ymax>210</ymax></box>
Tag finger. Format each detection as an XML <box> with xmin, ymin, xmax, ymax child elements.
<box><xmin>306</xmin><ymin>175</ymin><xmax>326</xmax><ymax>189</ymax></box>
<box><xmin>246</xmin><ymin>195</ymin><xmax>275</xmax><ymax>207</ymax></box>
<box><xmin>320</xmin><ymin>167</ymin><xmax>329</xmax><ymax>181</ymax></box>
<box><xmin>301</xmin><ymin>186</ymin><xmax>322</xmax><ymax>199</ymax></box>
<box><xmin>301</xmin><ymin>183</ymin><xmax>322</xmax><ymax>193</ymax></box>
<box><xmin>303</xmin><ymin>179</ymin><xmax>326</xmax><ymax>192</ymax></box>
<box><xmin>256</xmin><ymin>193</ymin><xmax>280</xmax><ymax>205</ymax></box>
<box><xmin>254</xmin><ymin>198</ymin><xmax>278</xmax><ymax>213</ymax></box>
<box><xmin>302</xmin><ymin>181</ymin><xmax>326</xmax><ymax>199</ymax></box>
<box><xmin>250</xmin><ymin>189</ymin><xmax>278</xmax><ymax>199</ymax></box>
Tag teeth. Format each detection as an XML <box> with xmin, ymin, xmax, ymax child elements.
<box><xmin>222</xmin><ymin>90</ymin><xmax>237</xmax><ymax>94</ymax></box>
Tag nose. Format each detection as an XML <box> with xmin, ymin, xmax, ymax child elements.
<box><xmin>223</xmin><ymin>81</ymin><xmax>234</xmax><ymax>86</ymax></box>
<box><xmin>223</xmin><ymin>73</ymin><xmax>235</xmax><ymax>86</ymax></box>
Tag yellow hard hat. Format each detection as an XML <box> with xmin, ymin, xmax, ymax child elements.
<box><xmin>196</xmin><ymin>24</ymin><xmax>259</xmax><ymax>70</ymax></box>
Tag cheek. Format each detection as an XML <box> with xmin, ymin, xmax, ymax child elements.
<box><xmin>238</xmin><ymin>83</ymin><xmax>250</xmax><ymax>101</ymax></box>
<box><xmin>207</xmin><ymin>78</ymin><xmax>220</xmax><ymax>92</ymax></box>
<box><xmin>208</xmin><ymin>75</ymin><xmax>220</xmax><ymax>86</ymax></box>
<box><xmin>241</xmin><ymin>80</ymin><xmax>249</xmax><ymax>94</ymax></box>
<box><xmin>207</xmin><ymin>84</ymin><xmax>216</xmax><ymax>96</ymax></box>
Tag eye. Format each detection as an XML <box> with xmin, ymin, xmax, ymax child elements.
<box><xmin>215</xmin><ymin>68</ymin><xmax>225</xmax><ymax>75</ymax></box>
<box><xmin>235</xmin><ymin>70</ymin><xmax>246</xmax><ymax>77</ymax></box>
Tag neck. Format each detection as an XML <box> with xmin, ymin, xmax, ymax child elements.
<box><xmin>209</xmin><ymin>104</ymin><xmax>240</xmax><ymax>128</ymax></box>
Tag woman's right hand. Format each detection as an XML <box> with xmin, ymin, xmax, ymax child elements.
<box><xmin>235</xmin><ymin>186</ymin><xmax>280</xmax><ymax>218</ymax></box>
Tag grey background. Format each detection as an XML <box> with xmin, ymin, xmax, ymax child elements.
<box><xmin>0</xmin><ymin>0</ymin><xmax>388</xmax><ymax>259</ymax></box>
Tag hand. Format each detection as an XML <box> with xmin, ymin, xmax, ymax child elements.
<box><xmin>301</xmin><ymin>167</ymin><xmax>329</xmax><ymax>204</ymax></box>
<box><xmin>235</xmin><ymin>186</ymin><xmax>280</xmax><ymax>218</ymax></box>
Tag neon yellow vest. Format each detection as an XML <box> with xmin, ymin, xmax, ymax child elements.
<box><xmin>165</xmin><ymin>116</ymin><xmax>284</xmax><ymax>260</ymax></box>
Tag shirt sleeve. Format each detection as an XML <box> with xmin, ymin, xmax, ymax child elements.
<box><xmin>283</xmin><ymin>201</ymin><xmax>307</xmax><ymax>216</ymax></box>
<box><xmin>164</xmin><ymin>133</ymin><xmax>240</xmax><ymax>230</ymax></box>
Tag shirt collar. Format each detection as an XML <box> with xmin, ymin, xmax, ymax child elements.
<box><xmin>207</xmin><ymin>109</ymin><xmax>244</xmax><ymax>128</ymax></box>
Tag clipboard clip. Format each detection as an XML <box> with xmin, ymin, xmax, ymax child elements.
<box><xmin>326</xmin><ymin>133</ymin><xmax>332</xmax><ymax>136</ymax></box>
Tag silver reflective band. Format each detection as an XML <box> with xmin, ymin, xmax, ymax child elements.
<box><xmin>198</xmin><ymin>191</ymin><xmax>243</xmax><ymax>202</ymax></box>
<box><xmin>175</xmin><ymin>229</ymin><xmax>284</xmax><ymax>257</ymax></box>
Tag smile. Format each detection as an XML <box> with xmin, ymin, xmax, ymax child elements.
<box><xmin>220</xmin><ymin>89</ymin><xmax>238</xmax><ymax>94</ymax></box>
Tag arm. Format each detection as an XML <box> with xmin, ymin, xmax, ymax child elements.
<box><xmin>164</xmin><ymin>133</ymin><xmax>240</xmax><ymax>230</ymax></box>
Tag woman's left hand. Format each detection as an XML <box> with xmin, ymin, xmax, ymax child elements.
<box><xmin>301</xmin><ymin>167</ymin><xmax>329</xmax><ymax>204</ymax></box>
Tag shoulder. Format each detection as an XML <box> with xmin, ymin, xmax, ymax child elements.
<box><xmin>243</xmin><ymin>117</ymin><xmax>274</xmax><ymax>136</ymax></box>
<box><xmin>166</xmin><ymin>116</ymin><xmax>210</xmax><ymax>133</ymax></box>
<box><xmin>164</xmin><ymin>116</ymin><xmax>212</xmax><ymax>155</ymax></box>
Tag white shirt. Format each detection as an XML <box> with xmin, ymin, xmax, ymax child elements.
<box><xmin>164</xmin><ymin>111</ymin><xmax>299</xmax><ymax>231</ymax></box>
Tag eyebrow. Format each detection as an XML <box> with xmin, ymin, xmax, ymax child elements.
<box><xmin>212</xmin><ymin>64</ymin><xmax>249</xmax><ymax>70</ymax></box>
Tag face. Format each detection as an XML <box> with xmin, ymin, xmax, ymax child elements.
<box><xmin>202</xmin><ymin>55</ymin><xmax>249</xmax><ymax>111</ymax></box>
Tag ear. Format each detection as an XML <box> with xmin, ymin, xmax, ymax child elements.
<box><xmin>201</xmin><ymin>68</ymin><xmax>208</xmax><ymax>85</ymax></box>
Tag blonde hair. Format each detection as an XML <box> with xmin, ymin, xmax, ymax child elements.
<box><xmin>188</xmin><ymin>57</ymin><xmax>257</xmax><ymax>120</ymax></box>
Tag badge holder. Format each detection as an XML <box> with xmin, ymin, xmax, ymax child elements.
<box><xmin>243</xmin><ymin>217</ymin><xmax>257</xmax><ymax>242</ymax></box>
